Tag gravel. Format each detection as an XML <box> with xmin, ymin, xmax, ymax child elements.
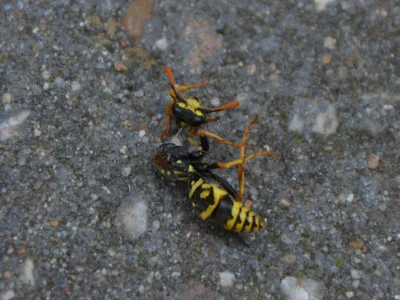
<box><xmin>1</xmin><ymin>0</ymin><xmax>399</xmax><ymax>299</ymax></box>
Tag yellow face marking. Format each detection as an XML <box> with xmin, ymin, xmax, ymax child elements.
<box><xmin>186</xmin><ymin>98</ymin><xmax>201</xmax><ymax>108</ymax></box>
<box><xmin>188</xmin><ymin>165</ymin><xmax>195</xmax><ymax>173</ymax></box>
<box><xmin>199</xmin><ymin>185</ymin><xmax>227</xmax><ymax>220</ymax></box>
<box><xmin>224</xmin><ymin>201</ymin><xmax>241</xmax><ymax>230</ymax></box>
<box><xmin>161</xmin><ymin>170</ymin><xmax>165</xmax><ymax>174</ymax></box>
<box><xmin>176</xmin><ymin>160</ymin><xmax>182</xmax><ymax>164</ymax></box>
<box><xmin>200</xmin><ymin>190</ymin><xmax>210</xmax><ymax>199</ymax></box>
<box><xmin>244</xmin><ymin>211</ymin><xmax>256</xmax><ymax>232</ymax></box>
<box><xmin>177</xmin><ymin>98</ymin><xmax>203</xmax><ymax>117</ymax></box>
<box><xmin>167</xmin><ymin>171</ymin><xmax>171</xmax><ymax>176</ymax></box>
<box><xmin>189</xmin><ymin>178</ymin><xmax>204</xmax><ymax>198</ymax></box>
<box><xmin>235</xmin><ymin>206</ymin><xmax>250</xmax><ymax>232</ymax></box>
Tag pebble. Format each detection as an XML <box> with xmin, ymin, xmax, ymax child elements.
<box><xmin>121</xmin><ymin>167</ymin><xmax>131</xmax><ymax>177</ymax></box>
<box><xmin>138</xmin><ymin>130</ymin><xmax>146</xmax><ymax>138</ymax></box>
<box><xmin>280</xmin><ymin>276</ymin><xmax>325</xmax><ymax>300</ymax></box>
<box><xmin>2</xmin><ymin>93</ymin><xmax>12</xmax><ymax>104</ymax></box>
<box><xmin>42</xmin><ymin>70</ymin><xmax>51</xmax><ymax>80</ymax></box>
<box><xmin>315</xmin><ymin>0</ymin><xmax>336</xmax><ymax>11</ymax></box>
<box><xmin>21</xmin><ymin>259</ymin><xmax>35</xmax><ymax>286</ymax></box>
<box><xmin>116</xmin><ymin>198</ymin><xmax>148</xmax><ymax>242</ymax></box>
<box><xmin>152</xmin><ymin>220</ymin><xmax>160</xmax><ymax>231</ymax></box>
<box><xmin>367</xmin><ymin>154</ymin><xmax>379</xmax><ymax>169</ymax></box>
<box><xmin>1</xmin><ymin>290</ymin><xmax>16</xmax><ymax>300</ymax></box>
<box><xmin>322</xmin><ymin>55</ymin><xmax>332</xmax><ymax>64</ymax></box>
<box><xmin>219</xmin><ymin>271</ymin><xmax>235</xmax><ymax>287</ymax></box>
<box><xmin>155</xmin><ymin>37</ymin><xmax>168</xmax><ymax>50</ymax></box>
<box><xmin>114</xmin><ymin>61</ymin><xmax>128</xmax><ymax>72</ymax></box>
<box><xmin>71</xmin><ymin>81</ymin><xmax>81</xmax><ymax>92</ymax></box>
<box><xmin>346</xmin><ymin>194</ymin><xmax>354</xmax><ymax>203</ymax></box>
<box><xmin>346</xmin><ymin>291</ymin><xmax>354</xmax><ymax>298</ymax></box>
<box><xmin>324</xmin><ymin>37</ymin><xmax>337</xmax><ymax>49</ymax></box>
<box><xmin>210</xmin><ymin>97</ymin><xmax>221</xmax><ymax>107</ymax></box>
<box><xmin>350</xmin><ymin>269</ymin><xmax>361</xmax><ymax>279</ymax></box>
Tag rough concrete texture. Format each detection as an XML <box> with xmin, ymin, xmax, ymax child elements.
<box><xmin>1</xmin><ymin>0</ymin><xmax>399</xmax><ymax>299</ymax></box>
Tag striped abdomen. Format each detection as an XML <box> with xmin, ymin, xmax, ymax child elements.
<box><xmin>188</xmin><ymin>177</ymin><xmax>265</xmax><ymax>232</ymax></box>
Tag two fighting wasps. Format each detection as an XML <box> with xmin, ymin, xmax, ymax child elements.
<box><xmin>154</xmin><ymin>66</ymin><xmax>280</xmax><ymax>233</ymax></box>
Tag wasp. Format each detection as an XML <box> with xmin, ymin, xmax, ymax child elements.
<box><xmin>159</xmin><ymin>66</ymin><xmax>241</xmax><ymax>146</ymax></box>
<box><xmin>154</xmin><ymin>115</ymin><xmax>281</xmax><ymax>232</ymax></box>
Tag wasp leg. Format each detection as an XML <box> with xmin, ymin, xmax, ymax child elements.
<box><xmin>199</xmin><ymin>130</ymin><xmax>255</xmax><ymax>150</ymax></box>
<box><xmin>237</xmin><ymin>115</ymin><xmax>259</xmax><ymax>202</ymax></box>
<box><xmin>199</xmin><ymin>100</ymin><xmax>240</xmax><ymax>114</ymax></box>
<box><xmin>160</xmin><ymin>100</ymin><xmax>174</xmax><ymax>140</ymax></box>
<box><xmin>204</xmin><ymin>117</ymin><xmax>220</xmax><ymax>124</ymax></box>
<box><xmin>164</xmin><ymin>66</ymin><xmax>207</xmax><ymax>93</ymax></box>
<box><xmin>187</xmin><ymin>127</ymin><xmax>200</xmax><ymax>145</ymax></box>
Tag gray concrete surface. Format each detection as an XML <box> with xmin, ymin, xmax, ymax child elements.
<box><xmin>1</xmin><ymin>0</ymin><xmax>399</xmax><ymax>299</ymax></box>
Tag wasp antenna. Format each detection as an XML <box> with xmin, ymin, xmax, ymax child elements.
<box><xmin>171</xmin><ymin>84</ymin><xmax>188</xmax><ymax>104</ymax></box>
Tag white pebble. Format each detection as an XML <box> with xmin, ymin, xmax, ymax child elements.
<box><xmin>346</xmin><ymin>194</ymin><xmax>354</xmax><ymax>202</ymax></box>
<box><xmin>315</xmin><ymin>0</ymin><xmax>335</xmax><ymax>11</ymax></box>
<box><xmin>71</xmin><ymin>81</ymin><xmax>81</xmax><ymax>92</ymax></box>
<box><xmin>152</xmin><ymin>220</ymin><xmax>160</xmax><ymax>231</ymax></box>
<box><xmin>280</xmin><ymin>276</ymin><xmax>326</xmax><ymax>300</ymax></box>
<box><xmin>324</xmin><ymin>37</ymin><xmax>337</xmax><ymax>49</ymax></box>
<box><xmin>219</xmin><ymin>271</ymin><xmax>235</xmax><ymax>287</ymax></box>
<box><xmin>2</xmin><ymin>93</ymin><xmax>12</xmax><ymax>104</ymax></box>
<box><xmin>1</xmin><ymin>290</ymin><xmax>16</xmax><ymax>300</ymax></box>
<box><xmin>116</xmin><ymin>199</ymin><xmax>148</xmax><ymax>242</ymax></box>
<box><xmin>21</xmin><ymin>259</ymin><xmax>35</xmax><ymax>286</ymax></box>
<box><xmin>155</xmin><ymin>37</ymin><xmax>168</xmax><ymax>51</ymax></box>
<box><xmin>139</xmin><ymin>130</ymin><xmax>146</xmax><ymax>138</ymax></box>
<box><xmin>121</xmin><ymin>167</ymin><xmax>131</xmax><ymax>177</ymax></box>
<box><xmin>210</xmin><ymin>97</ymin><xmax>221</xmax><ymax>107</ymax></box>
<box><xmin>346</xmin><ymin>291</ymin><xmax>354</xmax><ymax>298</ymax></box>
<box><xmin>312</xmin><ymin>104</ymin><xmax>338</xmax><ymax>135</ymax></box>
<box><xmin>42</xmin><ymin>70</ymin><xmax>51</xmax><ymax>80</ymax></box>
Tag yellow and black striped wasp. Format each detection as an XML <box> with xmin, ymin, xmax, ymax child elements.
<box><xmin>159</xmin><ymin>66</ymin><xmax>240</xmax><ymax>144</ymax></box>
<box><xmin>154</xmin><ymin>115</ymin><xmax>281</xmax><ymax>233</ymax></box>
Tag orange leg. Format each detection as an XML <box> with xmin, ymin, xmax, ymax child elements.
<box><xmin>199</xmin><ymin>130</ymin><xmax>254</xmax><ymax>150</ymax></box>
<box><xmin>199</xmin><ymin>100</ymin><xmax>240</xmax><ymax>114</ymax></box>
<box><xmin>187</xmin><ymin>127</ymin><xmax>200</xmax><ymax>145</ymax></box>
<box><xmin>237</xmin><ymin>115</ymin><xmax>259</xmax><ymax>202</ymax></box>
<box><xmin>215</xmin><ymin>151</ymin><xmax>281</xmax><ymax>169</ymax></box>
<box><xmin>164</xmin><ymin>66</ymin><xmax>207</xmax><ymax>98</ymax></box>
<box><xmin>212</xmin><ymin>100</ymin><xmax>239</xmax><ymax>112</ymax></box>
<box><xmin>160</xmin><ymin>100</ymin><xmax>174</xmax><ymax>140</ymax></box>
<box><xmin>204</xmin><ymin>117</ymin><xmax>220</xmax><ymax>124</ymax></box>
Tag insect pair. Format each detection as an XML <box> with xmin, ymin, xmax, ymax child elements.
<box><xmin>155</xmin><ymin>66</ymin><xmax>280</xmax><ymax>232</ymax></box>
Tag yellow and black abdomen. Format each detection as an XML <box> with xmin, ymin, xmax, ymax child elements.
<box><xmin>188</xmin><ymin>176</ymin><xmax>265</xmax><ymax>233</ymax></box>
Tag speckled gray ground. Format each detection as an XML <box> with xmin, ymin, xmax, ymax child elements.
<box><xmin>1</xmin><ymin>0</ymin><xmax>399</xmax><ymax>299</ymax></box>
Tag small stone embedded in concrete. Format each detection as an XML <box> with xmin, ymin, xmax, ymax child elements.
<box><xmin>155</xmin><ymin>37</ymin><xmax>168</xmax><ymax>50</ymax></box>
<box><xmin>280</xmin><ymin>276</ymin><xmax>325</xmax><ymax>300</ymax></box>
<box><xmin>116</xmin><ymin>195</ymin><xmax>148</xmax><ymax>242</ymax></box>
<box><xmin>367</xmin><ymin>154</ymin><xmax>379</xmax><ymax>169</ymax></box>
<box><xmin>152</xmin><ymin>220</ymin><xmax>160</xmax><ymax>231</ymax></box>
<box><xmin>1</xmin><ymin>290</ymin><xmax>16</xmax><ymax>300</ymax></box>
<box><xmin>324</xmin><ymin>37</ymin><xmax>337</xmax><ymax>49</ymax></box>
<box><xmin>315</xmin><ymin>0</ymin><xmax>336</xmax><ymax>10</ymax></box>
<box><xmin>138</xmin><ymin>130</ymin><xmax>146</xmax><ymax>138</ymax></box>
<box><xmin>210</xmin><ymin>97</ymin><xmax>221</xmax><ymax>107</ymax></box>
<box><xmin>114</xmin><ymin>61</ymin><xmax>128</xmax><ymax>72</ymax></box>
<box><xmin>71</xmin><ymin>81</ymin><xmax>81</xmax><ymax>92</ymax></box>
<box><xmin>21</xmin><ymin>259</ymin><xmax>35</xmax><ymax>286</ymax></box>
<box><xmin>0</xmin><ymin>111</ymin><xmax>31</xmax><ymax>141</ymax></box>
<box><xmin>121</xmin><ymin>167</ymin><xmax>131</xmax><ymax>177</ymax></box>
<box><xmin>219</xmin><ymin>271</ymin><xmax>235</xmax><ymax>287</ymax></box>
